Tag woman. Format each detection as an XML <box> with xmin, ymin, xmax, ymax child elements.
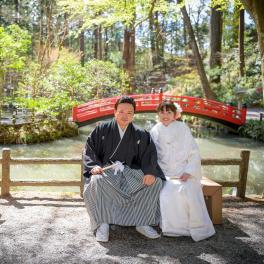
<box><xmin>150</xmin><ymin>100</ymin><xmax>215</xmax><ymax>241</ymax></box>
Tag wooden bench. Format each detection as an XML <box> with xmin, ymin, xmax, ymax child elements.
<box><xmin>201</xmin><ymin>177</ymin><xmax>222</xmax><ymax>225</ymax></box>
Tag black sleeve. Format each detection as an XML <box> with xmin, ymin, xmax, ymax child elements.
<box><xmin>139</xmin><ymin>131</ymin><xmax>164</xmax><ymax>179</ymax></box>
<box><xmin>83</xmin><ymin>125</ymin><xmax>103</xmax><ymax>178</ymax></box>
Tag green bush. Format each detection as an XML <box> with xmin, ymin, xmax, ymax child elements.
<box><xmin>217</xmin><ymin>36</ymin><xmax>262</xmax><ymax>106</ymax></box>
<box><xmin>0</xmin><ymin>121</ymin><xmax>78</xmax><ymax>144</ymax></box>
<box><xmin>238</xmin><ymin>120</ymin><xmax>264</xmax><ymax>142</ymax></box>
<box><xmin>0</xmin><ymin>24</ymin><xmax>31</xmax><ymax>74</ymax></box>
<box><xmin>0</xmin><ymin>24</ymin><xmax>31</xmax><ymax>114</ymax></box>
<box><xmin>16</xmin><ymin>49</ymin><xmax>131</xmax><ymax>120</ymax></box>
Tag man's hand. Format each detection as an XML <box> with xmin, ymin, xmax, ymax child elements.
<box><xmin>143</xmin><ymin>174</ymin><xmax>156</xmax><ymax>186</ymax></box>
<box><xmin>179</xmin><ymin>173</ymin><xmax>191</xmax><ymax>182</ymax></box>
<box><xmin>91</xmin><ymin>166</ymin><xmax>103</xmax><ymax>175</ymax></box>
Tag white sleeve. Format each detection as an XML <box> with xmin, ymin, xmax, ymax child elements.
<box><xmin>183</xmin><ymin>125</ymin><xmax>202</xmax><ymax>180</ymax></box>
<box><xmin>149</xmin><ymin>126</ymin><xmax>158</xmax><ymax>145</ymax></box>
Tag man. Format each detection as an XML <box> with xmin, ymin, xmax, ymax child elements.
<box><xmin>83</xmin><ymin>96</ymin><xmax>164</xmax><ymax>242</ymax></box>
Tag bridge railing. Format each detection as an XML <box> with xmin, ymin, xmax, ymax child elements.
<box><xmin>1</xmin><ymin>148</ymin><xmax>250</xmax><ymax>198</ymax></box>
<box><xmin>72</xmin><ymin>94</ymin><xmax>247</xmax><ymax>126</ymax></box>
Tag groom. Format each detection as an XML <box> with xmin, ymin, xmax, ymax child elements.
<box><xmin>83</xmin><ymin>96</ymin><xmax>165</xmax><ymax>242</ymax></box>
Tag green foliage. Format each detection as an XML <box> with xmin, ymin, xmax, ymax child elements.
<box><xmin>216</xmin><ymin>33</ymin><xmax>262</xmax><ymax>105</ymax></box>
<box><xmin>0</xmin><ymin>25</ymin><xmax>31</xmax><ymax>74</ymax></box>
<box><xmin>238</xmin><ymin>120</ymin><xmax>264</xmax><ymax>142</ymax></box>
<box><xmin>46</xmin><ymin>51</ymin><xmax>130</xmax><ymax>100</ymax></box>
<box><xmin>58</xmin><ymin>0</ymin><xmax>170</xmax><ymax>30</ymax></box>
<box><xmin>15</xmin><ymin>49</ymin><xmax>130</xmax><ymax>122</ymax></box>
<box><xmin>0</xmin><ymin>24</ymin><xmax>31</xmax><ymax>117</ymax></box>
<box><xmin>83</xmin><ymin>59</ymin><xmax>130</xmax><ymax>98</ymax></box>
<box><xmin>136</xmin><ymin>49</ymin><xmax>153</xmax><ymax>74</ymax></box>
<box><xmin>0</xmin><ymin>121</ymin><xmax>78</xmax><ymax>145</ymax></box>
<box><xmin>244</xmin><ymin>88</ymin><xmax>264</xmax><ymax>107</ymax></box>
<box><xmin>44</xmin><ymin>50</ymin><xmax>88</xmax><ymax>101</ymax></box>
<box><xmin>210</xmin><ymin>0</ymin><xmax>238</xmax><ymax>10</ymax></box>
<box><xmin>108</xmin><ymin>51</ymin><xmax>124</xmax><ymax>67</ymax></box>
<box><xmin>167</xmin><ymin>65</ymin><xmax>203</xmax><ymax>97</ymax></box>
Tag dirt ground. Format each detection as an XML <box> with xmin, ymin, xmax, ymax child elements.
<box><xmin>0</xmin><ymin>193</ymin><xmax>264</xmax><ymax>264</ymax></box>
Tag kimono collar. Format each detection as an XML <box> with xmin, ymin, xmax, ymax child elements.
<box><xmin>160</xmin><ymin>120</ymin><xmax>177</xmax><ymax>129</ymax></box>
<box><xmin>111</xmin><ymin>118</ymin><xmax>132</xmax><ymax>140</ymax></box>
<box><xmin>117</xmin><ymin>124</ymin><xmax>128</xmax><ymax>139</ymax></box>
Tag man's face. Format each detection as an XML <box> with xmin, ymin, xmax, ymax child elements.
<box><xmin>114</xmin><ymin>103</ymin><xmax>135</xmax><ymax>129</ymax></box>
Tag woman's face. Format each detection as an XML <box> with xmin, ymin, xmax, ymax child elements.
<box><xmin>158</xmin><ymin>108</ymin><xmax>176</xmax><ymax>126</ymax></box>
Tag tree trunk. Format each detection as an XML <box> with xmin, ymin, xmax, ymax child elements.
<box><xmin>209</xmin><ymin>6</ymin><xmax>223</xmax><ymax>83</ymax></box>
<box><xmin>93</xmin><ymin>26</ymin><xmax>102</xmax><ymax>60</ymax></box>
<box><xmin>148</xmin><ymin>0</ymin><xmax>158</xmax><ymax>67</ymax></box>
<box><xmin>122</xmin><ymin>0</ymin><xmax>136</xmax><ymax>91</ymax></box>
<box><xmin>98</xmin><ymin>25</ymin><xmax>102</xmax><ymax>60</ymax></box>
<box><xmin>62</xmin><ymin>13</ymin><xmax>69</xmax><ymax>48</ymax></box>
<box><xmin>38</xmin><ymin>0</ymin><xmax>44</xmax><ymax>61</ymax></box>
<box><xmin>232</xmin><ymin>5</ymin><xmax>240</xmax><ymax>48</ymax></box>
<box><xmin>46</xmin><ymin>1</ymin><xmax>53</xmax><ymax>59</ymax></box>
<box><xmin>179</xmin><ymin>1</ymin><xmax>216</xmax><ymax>100</ymax></box>
<box><xmin>79</xmin><ymin>29</ymin><xmax>85</xmax><ymax>67</ymax></box>
<box><xmin>93</xmin><ymin>28</ymin><xmax>98</xmax><ymax>59</ymax></box>
<box><xmin>149</xmin><ymin>11</ymin><xmax>158</xmax><ymax>66</ymax></box>
<box><xmin>239</xmin><ymin>9</ymin><xmax>245</xmax><ymax>77</ymax></box>
<box><xmin>183</xmin><ymin>19</ymin><xmax>188</xmax><ymax>58</ymax></box>
<box><xmin>123</xmin><ymin>26</ymin><xmax>136</xmax><ymax>90</ymax></box>
<box><xmin>154</xmin><ymin>11</ymin><xmax>165</xmax><ymax>66</ymax></box>
<box><xmin>241</xmin><ymin>0</ymin><xmax>264</xmax><ymax>101</ymax></box>
<box><xmin>104</xmin><ymin>29</ymin><xmax>108</xmax><ymax>60</ymax></box>
<box><xmin>14</xmin><ymin>0</ymin><xmax>19</xmax><ymax>24</ymax></box>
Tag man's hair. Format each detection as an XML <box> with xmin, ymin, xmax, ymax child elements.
<box><xmin>115</xmin><ymin>96</ymin><xmax>136</xmax><ymax>111</ymax></box>
<box><xmin>157</xmin><ymin>100</ymin><xmax>177</xmax><ymax>114</ymax></box>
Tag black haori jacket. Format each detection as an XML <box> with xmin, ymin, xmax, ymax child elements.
<box><xmin>83</xmin><ymin>119</ymin><xmax>165</xmax><ymax>180</ymax></box>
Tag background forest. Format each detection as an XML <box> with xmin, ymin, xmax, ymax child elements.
<box><xmin>0</xmin><ymin>0</ymin><xmax>264</xmax><ymax>143</ymax></box>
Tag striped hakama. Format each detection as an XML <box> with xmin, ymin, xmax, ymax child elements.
<box><xmin>83</xmin><ymin>165</ymin><xmax>162</xmax><ymax>231</ymax></box>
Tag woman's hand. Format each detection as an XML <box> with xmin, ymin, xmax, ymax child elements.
<box><xmin>179</xmin><ymin>173</ymin><xmax>191</xmax><ymax>182</ymax></box>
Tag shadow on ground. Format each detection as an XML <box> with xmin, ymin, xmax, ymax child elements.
<box><xmin>0</xmin><ymin>195</ymin><xmax>263</xmax><ymax>264</ymax></box>
<box><xmin>97</xmin><ymin>220</ymin><xmax>263</xmax><ymax>264</ymax></box>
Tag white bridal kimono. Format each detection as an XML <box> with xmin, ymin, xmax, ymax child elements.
<box><xmin>150</xmin><ymin>121</ymin><xmax>215</xmax><ymax>241</ymax></box>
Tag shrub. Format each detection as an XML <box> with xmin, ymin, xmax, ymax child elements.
<box><xmin>238</xmin><ymin>120</ymin><xmax>264</xmax><ymax>142</ymax></box>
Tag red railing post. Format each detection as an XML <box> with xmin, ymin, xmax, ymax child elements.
<box><xmin>72</xmin><ymin>106</ymin><xmax>78</xmax><ymax>122</ymax></box>
<box><xmin>151</xmin><ymin>88</ymin><xmax>155</xmax><ymax>104</ymax></box>
<box><xmin>226</xmin><ymin>105</ymin><xmax>233</xmax><ymax>118</ymax></box>
<box><xmin>159</xmin><ymin>88</ymin><xmax>163</xmax><ymax>103</ymax></box>
<box><xmin>240</xmin><ymin>107</ymin><xmax>247</xmax><ymax>124</ymax></box>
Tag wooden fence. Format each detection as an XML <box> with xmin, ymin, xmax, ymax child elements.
<box><xmin>0</xmin><ymin>148</ymin><xmax>250</xmax><ymax>198</ymax></box>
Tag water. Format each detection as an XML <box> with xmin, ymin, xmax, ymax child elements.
<box><xmin>0</xmin><ymin>114</ymin><xmax>263</xmax><ymax>196</ymax></box>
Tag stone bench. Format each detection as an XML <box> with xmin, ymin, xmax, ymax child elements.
<box><xmin>201</xmin><ymin>177</ymin><xmax>222</xmax><ymax>225</ymax></box>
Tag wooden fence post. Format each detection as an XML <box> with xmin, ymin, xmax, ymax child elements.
<box><xmin>1</xmin><ymin>148</ymin><xmax>11</xmax><ymax>197</ymax></box>
<box><xmin>237</xmin><ymin>150</ymin><xmax>250</xmax><ymax>198</ymax></box>
<box><xmin>80</xmin><ymin>154</ymin><xmax>84</xmax><ymax>198</ymax></box>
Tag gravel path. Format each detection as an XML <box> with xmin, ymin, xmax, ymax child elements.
<box><xmin>0</xmin><ymin>193</ymin><xmax>263</xmax><ymax>264</ymax></box>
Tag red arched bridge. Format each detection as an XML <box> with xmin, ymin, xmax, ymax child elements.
<box><xmin>72</xmin><ymin>93</ymin><xmax>247</xmax><ymax>129</ymax></box>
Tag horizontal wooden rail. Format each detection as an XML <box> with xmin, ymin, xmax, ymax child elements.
<box><xmin>201</xmin><ymin>159</ymin><xmax>241</xmax><ymax>165</ymax></box>
<box><xmin>11</xmin><ymin>180</ymin><xmax>81</xmax><ymax>187</ymax></box>
<box><xmin>217</xmin><ymin>181</ymin><xmax>240</xmax><ymax>187</ymax></box>
<box><xmin>11</xmin><ymin>158</ymin><xmax>81</xmax><ymax>165</ymax></box>
<box><xmin>1</xmin><ymin>148</ymin><xmax>250</xmax><ymax>198</ymax></box>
